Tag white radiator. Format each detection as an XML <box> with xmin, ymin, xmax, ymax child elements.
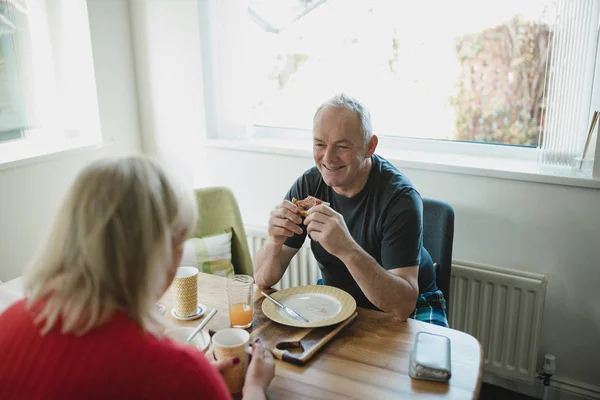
<box><xmin>246</xmin><ymin>227</ymin><xmax>547</xmax><ymax>384</ymax></box>
<box><xmin>450</xmin><ymin>261</ymin><xmax>547</xmax><ymax>383</ymax></box>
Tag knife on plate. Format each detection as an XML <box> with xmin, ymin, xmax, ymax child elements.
<box><xmin>261</xmin><ymin>291</ymin><xmax>310</xmax><ymax>323</ymax></box>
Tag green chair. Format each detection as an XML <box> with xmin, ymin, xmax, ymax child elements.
<box><xmin>193</xmin><ymin>187</ymin><xmax>253</xmax><ymax>277</ymax></box>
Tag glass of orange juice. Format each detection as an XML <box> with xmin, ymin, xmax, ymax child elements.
<box><xmin>227</xmin><ymin>275</ymin><xmax>254</xmax><ymax>329</ymax></box>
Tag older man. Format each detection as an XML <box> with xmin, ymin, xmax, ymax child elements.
<box><xmin>254</xmin><ymin>94</ymin><xmax>447</xmax><ymax>326</ymax></box>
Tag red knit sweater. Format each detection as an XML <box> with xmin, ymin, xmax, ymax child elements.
<box><xmin>0</xmin><ymin>300</ymin><xmax>231</xmax><ymax>400</ymax></box>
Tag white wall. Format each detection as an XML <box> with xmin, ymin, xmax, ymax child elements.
<box><xmin>129</xmin><ymin>0</ymin><xmax>600</xmax><ymax>397</ymax></box>
<box><xmin>0</xmin><ymin>0</ymin><xmax>143</xmax><ymax>281</ymax></box>
<box><xmin>129</xmin><ymin>0</ymin><xmax>207</xmax><ymax>187</ymax></box>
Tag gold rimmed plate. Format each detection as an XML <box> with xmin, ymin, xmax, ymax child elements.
<box><xmin>261</xmin><ymin>285</ymin><xmax>357</xmax><ymax>328</ymax></box>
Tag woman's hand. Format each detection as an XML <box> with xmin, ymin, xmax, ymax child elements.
<box><xmin>243</xmin><ymin>345</ymin><xmax>275</xmax><ymax>394</ymax></box>
<box><xmin>205</xmin><ymin>348</ymin><xmax>240</xmax><ymax>373</ymax></box>
<box><xmin>206</xmin><ymin>344</ymin><xmax>275</xmax><ymax>399</ymax></box>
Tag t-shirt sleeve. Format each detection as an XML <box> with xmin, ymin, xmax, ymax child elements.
<box><xmin>380</xmin><ymin>188</ymin><xmax>423</xmax><ymax>270</ymax></box>
<box><xmin>283</xmin><ymin>176</ymin><xmax>308</xmax><ymax>249</ymax></box>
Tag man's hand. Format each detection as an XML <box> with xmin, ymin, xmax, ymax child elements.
<box><xmin>268</xmin><ymin>200</ymin><xmax>304</xmax><ymax>245</ymax></box>
<box><xmin>304</xmin><ymin>205</ymin><xmax>356</xmax><ymax>257</ymax></box>
<box><xmin>255</xmin><ymin>200</ymin><xmax>303</xmax><ymax>289</ymax></box>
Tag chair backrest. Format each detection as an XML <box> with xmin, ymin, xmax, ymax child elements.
<box><xmin>422</xmin><ymin>198</ymin><xmax>455</xmax><ymax>313</ymax></box>
<box><xmin>194</xmin><ymin>187</ymin><xmax>253</xmax><ymax>277</ymax></box>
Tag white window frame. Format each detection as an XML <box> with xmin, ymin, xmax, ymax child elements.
<box><xmin>0</xmin><ymin>0</ymin><xmax>102</xmax><ymax>167</ymax></box>
<box><xmin>198</xmin><ymin>0</ymin><xmax>600</xmax><ymax>183</ymax></box>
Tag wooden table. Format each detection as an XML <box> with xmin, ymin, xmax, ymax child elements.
<box><xmin>161</xmin><ymin>273</ymin><xmax>483</xmax><ymax>400</ymax></box>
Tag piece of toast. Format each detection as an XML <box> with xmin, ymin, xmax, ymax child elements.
<box><xmin>291</xmin><ymin>196</ymin><xmax>330</xmax><ymax>217</ymax></box>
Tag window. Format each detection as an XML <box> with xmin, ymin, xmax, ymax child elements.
<box><xmin>0</xmin><ymin>0</ymin><xmax>31</xmax><ymax>144</ymax></box>
<box><xmin>201</xmin><ymin>0</ymin><xmax>600</xmax><ymax>173</ymax></box>
<box><xmin>247</xmin><ymin>0</ymin><xmax>559</xmax><ymax>148</ymax></box>
<box><xmin>0</xmin><ymin>0</ymin><xmax>101</xmax><ymax>164</ymax></box>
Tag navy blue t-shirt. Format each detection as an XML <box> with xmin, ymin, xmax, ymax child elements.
<box><xmin>284</xmin><ymin>154</ymin><xmax>437</xmax><ymax>310</ymax></box>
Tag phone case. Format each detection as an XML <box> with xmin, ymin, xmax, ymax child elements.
<box><xmin>409</xmin><ymin>331</ymin><xmax>452</xmax><ymax>382</ymax></box>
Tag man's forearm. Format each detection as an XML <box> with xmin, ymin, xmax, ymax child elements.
<box><xmin>339</xmin><ymin>245</ymin><xmax>418</xmax><ymax>320</ymax></box>
<box><xmin>253</xmin><ymin>239</ymin><xmax>286</xmax><ymax>288</ymax></box>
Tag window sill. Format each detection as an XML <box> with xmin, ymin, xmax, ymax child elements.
<box><xmin>205</xmin><ymin>138</ymin><xmax>600</xmax><ymax>190</ymax></box>
<box><xmin>0</xmin><ymin>137</ymin><xmax>111</xmax><ymax>172</ymax></box>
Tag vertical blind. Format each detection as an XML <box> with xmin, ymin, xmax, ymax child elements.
<box><xmin>539</xmin><ymin>0</ymin><xmax>600</xmax><ymax>167</ymax></box>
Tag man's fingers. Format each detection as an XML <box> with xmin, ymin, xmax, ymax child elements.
<box><xmin>287</xmin><ymin>220</ymin><xmax>304</xmax><ymax>235</ymax></box>
<box><xmin>309</xmin><ymin>230</ymin><xmax>323</xmax><ymax>243</ymax></box>
<box><xmin>303</xmin><ymin>211</ymin><xmax>328</xmax><ymax>226</ymax></box>
<box><xmin>279</xmin><ymin>200</ymin><xmax>301</xmax><ymax>214</ymax></box>
<box><xmin>306</xmin><ymin>222</ymin><xmax>324</xmax><ymax>237</ymax></box>
<box><xmin>281</xmin><ymin>209</ymin><xmax>303</xmax><ymax>225</ymax></box>
<box><xmin>307</xmin><ymin>204</ymin><xmax>334</xmax><ymax>217</ymax></box>
<box><xmin>272</xmin><ymin>206</ymin><xmax>303</xmax><ymax>226</ymax></box>
<box><xmin>273</xmin><ymin>226</ymin><xmax>294</xmax><ymax>238</ymax></box>
<box><xmin>272</xmin><ymin>215</ymin><xmax>303</xmax><ymax>235</ymax></box>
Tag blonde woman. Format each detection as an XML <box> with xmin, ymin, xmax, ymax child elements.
<box><xmin>0</xmin><ymin>155</ymin><xmax>274</xmax><ymax>399</ymax></box>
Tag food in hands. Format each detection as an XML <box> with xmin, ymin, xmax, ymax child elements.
<box><xmin>292</xmin><ymin>196</ymin><xmax>330</xmax><ymax>217</ymax></box>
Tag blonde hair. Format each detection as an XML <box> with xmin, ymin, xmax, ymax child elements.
<box><xmin>25</xmin><ymin>155</ymin><xmax>198</xmax><ymax>335</ymax></box>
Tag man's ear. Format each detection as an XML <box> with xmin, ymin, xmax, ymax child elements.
<box><xmin>366</xmin><ymin>134</ymin><xmax>378</xmax><ymax>157</ymax></box>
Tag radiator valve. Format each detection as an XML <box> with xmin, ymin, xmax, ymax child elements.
<box><xmin>537</xmin><ymin>354</ymin><xmax>556</xmax><ymax>386</ymax></box>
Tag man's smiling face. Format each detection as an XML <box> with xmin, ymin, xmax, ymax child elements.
<box><xmin>312</xmin><ymin>106</ymin><xmax>376</xmax><ymax>197</ymax></box>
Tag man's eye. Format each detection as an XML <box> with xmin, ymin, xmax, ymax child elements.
<box><xmin>314</xmin><ymin>144</ymin><xmax>325</xmax><ymax>148</ymax></box>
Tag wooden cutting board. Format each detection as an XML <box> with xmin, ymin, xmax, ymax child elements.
<box><xmin>251</xmin><ymin>294</ymin><xmax>358</xmax><ymax>365</ymax></box>
<box><xmin>212</xmin><ymin>294</ymin><xmax>358</xmax><ymax>366</ymax></box>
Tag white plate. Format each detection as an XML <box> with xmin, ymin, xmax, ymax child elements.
<box><xmin>170</xmin><ymin>304</ymin><xmax>206</xmax><ymax>321</ymax></box>
<box><xmin>277</xmin><ymin>293</ymin><xmax>342</xmax><ymax>322</ymax></box>
<box><xmin>261</xmin><ymin>285</ymin><xmax>356</xmax><ymax>328</ymax></box>
<box><xmin>164</xmin><ymin>327</ymin><xmax>211</xmax><ymax>352</ymax></box>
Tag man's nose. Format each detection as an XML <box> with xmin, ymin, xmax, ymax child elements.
<box><xmin>323</xmin><ymin>147</ymin><xmax>337</xmax><ymax>162</ymax></box>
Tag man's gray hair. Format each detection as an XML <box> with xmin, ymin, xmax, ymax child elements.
<box><xmin>313</xmin><ymin>93</ymin><xmax>373</xmax><ymax>143</ymax></box>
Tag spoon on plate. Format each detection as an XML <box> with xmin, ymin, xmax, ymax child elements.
<box><xmin>186</xmin><ymin>309</ymin><xmax>218</xmax><ymax>343</ymax></box>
